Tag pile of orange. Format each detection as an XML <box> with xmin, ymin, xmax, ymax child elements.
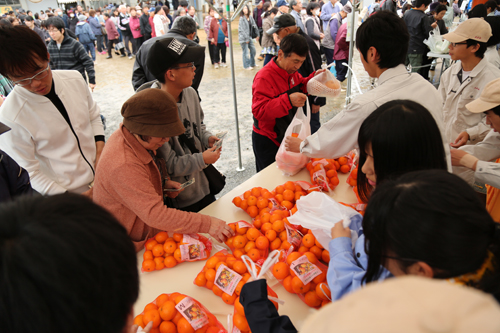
<box><xmin>224</xmin><ymin>222</ymin><xmax>270</xmax><ymax>262</ymax></box>
<box><xmin>271</xmin><ymin>245</ymin><xmax>332</xmax><ymax>308</ymax></box>
<box><xmin>133</xmin><ymin>293</ymin><xmax>224</xmax><ymax>333</ymax></box>
<box><xmin>346</xmin><ymin>166</ymin><xmax>358</xmax><ymax>187</ymax></box>
<box><xmin>193</xmin><ymin>250</ymin><xmax>255</xmax><ymax>306</ymax></box>
<box><xmin>306</xmin><ymin>158</ymin><xmax>340</xmax><ymax>191</ymax></box>
<box><xmin>233</xmin><ymin>286</ymin><xmax>279</xmax><ymax>332</ymax></box>
<box><xmin>232</xmin><ymin>186</ymin><xmax>275</xmax><ymax>218</ymax></box>
<box><xmin>142</xmin><ymin>232</ymin><xmax>211</xmax><ymax>272</ymax></box>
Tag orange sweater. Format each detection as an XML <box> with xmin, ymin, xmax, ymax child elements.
<box><xmin>93</xmin><ymin>124</ymin><xmax>211</xmax><ymax>252</ymax></box>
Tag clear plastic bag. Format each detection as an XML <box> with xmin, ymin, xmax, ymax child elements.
<box><xmin>424</xmin><ymin>27</ymin><xmax>450</xmax><ymax>54</ymax></box>
<box><xmin>276</xmin><ymin>100</ymin><xmax>311</xmax><ymax>176</ymax></box>
<box><xmin>306</xmin><ymin>70</ymin><xmax>341</xmax><ymax>98</ymax></box>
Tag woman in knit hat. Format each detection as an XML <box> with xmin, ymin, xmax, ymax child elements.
<box><xmin>93</xmin><ymin>88</ymin><xmax>234</xmax><ymax>251</ymax></box>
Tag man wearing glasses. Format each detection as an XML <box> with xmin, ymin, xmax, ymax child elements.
<box><xmin>0</xmin><ymin>25</ymin><xmax>104</xmax><ymax>196</ymax></box>
<box><xmin>138</xmin><ymin>38</ymin><xmax>221</xmax><ymax>212</ymax></box>
<box><xmin>439</xmin><ymin>18</ymin><xmax>500</xmax><ymax>148</ymax></box>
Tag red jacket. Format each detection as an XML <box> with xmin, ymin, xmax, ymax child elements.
<box><xmin>105</xmin><ymin>18</ymin><xmax>119</xmax><ymax>40</ymax></box>
<box><xmin>209</xmin><ymin>18</ymin><xmax>228</xmax><ymax>45</ymax></box>
<box><xmin>129</xmin><ymin>15</ymin><xmax>143</xmax><ymax>39</ymax></box>
<box><xmin>252</xmin><ymin>59</ymin><xmax>314</xmax><ymax>146</ymax></box>
<box><xmin>149</xmin><ymin>16</ymin><xmax>156</xmax><ymax>38</ymax></box>
<box><xmin>333</xmin><ymin>22</ymin><xmax>349</xmax><ymax>61</ymax></box>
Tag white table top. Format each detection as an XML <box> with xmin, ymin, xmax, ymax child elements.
<box><xmin>427</xmin><ymin>52</ymin><xmax>451</xmax><ymax>59</ymax></box>
<box><xmin>133</xmin><ymin>162</ymin><xmax>358</xmax><ymax>330</ymax></box>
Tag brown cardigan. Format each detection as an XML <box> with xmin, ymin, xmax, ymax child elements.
<box><xmin>208</xmin><ymin>17</ymin><xmax>228</xmax><ymax>45</ymax></box>
<box><xmin>93</xmin><ymin>124</ymin><xmax>211</xmax><ymax>252</ymax></box>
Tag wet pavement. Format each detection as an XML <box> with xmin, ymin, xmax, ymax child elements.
<box><xmin>91</xmin><ymin>21</ymin><xmax>371</xmax><ymax>197</ymax></box>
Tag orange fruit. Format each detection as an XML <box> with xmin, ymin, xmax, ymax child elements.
<box><xmin>205</xmin><ymin>268</ymin><xmax>216</xmax><ymax>282</ymax></box>
<box><xmin>316</xmin><ymin>282</ymin><xmax>331</xmax><ymax>300</ymax></box>
<box><xmin>142</xmin><ymin>259</ymin><xmax>156</xmax><ymax>272</ymax></box>
<box><xmin>174</xmin><ymin>294</ymin><xmax>187</xmax><ymax>305</ymax></box>
<box><xmin>279</xmin><ymin>230</ymin><xmax>288</xmax><ymax>242</ymax></box>
<box><xmin>194</xmin><ymin>272</ymin><xmax>207</xmax><ymax>287</ymax></box>
<box><xmin>212</xmin><ymin>284</ymin><xmax>223</xmax><ymax>297</ymax></box>
<box><xmin>225</xmin><ymin>237</ymin><xmax>234</xmax><ymax>248</ymax></box>
<box><xmin>152</xmin><ymin>243</ymin><xmax>165</xmax><ymax>257</ymax></box>
<box><xmin>291</xmin><ymin>276</ymin><xmax>310</xmax><ymax>294</ymax></box>
<box><xmin>169</xmin><ymin>292</ymin><xmax>181</xmax><ymax>302</ymax></box>
<box><xmin>233</xmin><ymin>249</ymin><xmax>245</xmax><ymax>259</ymax></box>
<box><xmin>265</xmin><ymin>229</ymin><xmax>277</xmax><ymax>241</ymax></box>
<box><xmin>313</xmin><ymin>271</ymin><xmax>326</xmax><ymax>284</ymax></box>
<box><xmin>244</xmin><ymin>241</ymin><xmax>256</xmax><ymax>253</ymax></box>
<box><xmin>253</xmin><ymin>218</ymin><xmax>263</xmax><ymax>229</ymax></box>
<box><xmin>281</xmin><ymin>240</ymin><xmax>292</xmax><ymax>250</ymax></box>
<box><xmin>243</xmin><ymin>190</ymin><xmax>251</xmax><ymax>199</ymax></box>
<box><xmin>206</xmin><ymin>256</ymin><xmax>220</xmax><ymax>269</ymax></box>
<box><xmin>159</xmin><ymin>300</ymin><xmax>177</xmax><ymax>321</ymax></box>
<box><xmin>206</xmin><ymin>280</ymin><xmax>214</xmax><ymax>289</ymax></box>
<box><xmin>247</xmin><ymin>206</ymin><xmax>259</xmax><ymax>218</ymax></box>
<box><xmin>226</xmin><ymin>256</ymin><xmax>237</xmax><ymax>269</ymax></box>
<box><xmin>240</xmin><ymin>200</ymin><xmax>249</xmax><ymax>211</ymax></box>
<box><xmin>275</xmin><ymin>185</ymin><xmax>285</xmax><ymax>194</ymax></box>
<box><xmin>314</xmin><ymin>239</ymin><xmax>324</xmax><ymax>249</ymax></box>
<box><xmin>251</xmin><ymin>187</ymin><xmax>262</xmax><ymax>197</ymax></box>
<box><xmin>235</xmin><ymin>296</ymin><xmax>245</xmax><ymax>316</ymax></box>
<box><xmin>235</xmin><ymin>223</ymin><xmax>249</xmax><ymax>235</ymax></box>
<box><xmin>172</xmin><ymin>311</ymin><xmax>183</xmax><ymax>325</ymax></box>
<box><xmin>163</xmin><ymin>240</ymin><xmax>177</xmax><ymax>254</ymax></box>
<box><xmin>331</xmin><ymin>177</ymin><xmax>340</xmax><ymax>186</ymax></box>
<box><xmin>222</xmin><ymin>292</ymin><xmax>237</xmax><ymax>305</ymax></box>
<box><xmin>144</xmin><ymin>250</ymin><xmax>154</xmax><ymax>261</ymax></box>
<box><xmin>215</xmin><ymin>261</ymin><xmax>225</xmax><ymax>271</ymax></box>
<box><xmin>281</xmin><ymin>200</ymin><xmax>293</xmax><ymax>210</ymax></box>
<box><xmin>164</xmin><ymin>256</ymin><xmax>178</xmax><ymax>268</ymax></box>
<box><xmin>310</xmin><ymin>245</ymin><xmax>323</xmax><ymax>259</ymax></box>
<box><xmin>270</xmin><ymin>238</ymin><xmax>282</xmax><ymax>250</ymax></box>
<box><xmin>275</xmin><ymin>194</ymin><xmax>284</xmax><ymax>203</ymax></box>
<box><xmin>172</xmin><ymin>233</ymin><xmax>183</xmax><ymax>242</ymax></box>
<box><xmin>302</xmin><ymin>234</ymin><xmax>316</xmax><ymax>248</ymax></box>
<box><xmin>337</xmin><ymin>156</ymin><xmax>348</xmax><ymax>165</ymax></box>
<box><xmin>159</xmin><ymin>321</ymin><xmax>177</xmax><ymax>333</ymax></box>
<box><xmin>155</xmin><ymin>231</ymin><xmax>169</xmax><ymax>243</ymax></box>
<box><xmin>246</xmin><ymin>228</ymin><xmax>260</xmax><ymax>241</ymax></box>
<box><xmin>272</xmin><ymin>262</ymin><xmax>290</xmax><ymax>280</ymax></box>
<box><xmin>242</xmin><ymin>273</ymin><xmax>251</xmax><ymax>282</ymax></box>
<box><xmin>261</xmin><ymin>212</ymin><xmax>271</xmax><ymax>223</ymax></box>
<box><xmin>283</xmin><ymin>275</ymin><xmax>295</xmax><ymax>293</ymax></box>
<box><xmin>234</xmin><ymin>280</ymin><xmax>245</xmax><ymax>295</ymax></box>
<box><xmin>233</xmin><ymin>196</ymin><xmax>242</xmax><ymax>207</ymax></box>
<box><xmin>283</xmin><ymin>189</ymin><xmax>295</xmax><ymax>202</ymax></box>
<box><xmin>257</xmin><ymin>197</ymin><xmax>269</xmax><ymax>210</ymax></box>
<box><xmin>174</xmin><ymin>249</ymin><xmax>182</xmax><ymax>262</ymax></box>
<box><xmin>232</xmin><ymin>260</ymin><xmax>247</xmax><ymax>274</ymax></box>
<box><xmin>233</xmin><ymin>235</ymin><xmax>247</xmax><ymax>249</ymax></box>
<box><xmin>154</xmin><ymin>257</ymin><xmax>165</xmax><ymax>270</ymax></box>
<box><xmin>255</xmin><ymin>236</ymin><xmax>269</xmax><ymax>250</ymax></box>
<box><xmin>145</xmin><ymin>303</ymin><xmax>158</xmax><ymax>312</ymax></box>
<box><xmin>247</xmin><ymin>248</ymin><xmax>261</xmax><ymax>262</ymax></box>
<box><xmin>284</xmin><ymin>181</ymin><xmax>296</xmax><ymax>191</ymax></box>
<box><xmin>233</xmin><ymin>313</ymin><xmax>250</xmax><ymax>332</ymax></box>
<box><xmin>322</xmin><ymin>250</ymin><xmax>330</xmax><ymax>263</ymax></box>
<box><xmin>145</xmin><ymin>239</ymin><xmax>158</xmax><ymax>251</ymax></box>
<box><xmin>304</xmin><ymin>290</ymin><xmax>322</xmax><ymax>307</ymax></box>
<box><xmin>206</xmin><ymin>326</ymin><xmax>220</xmax><ymax>333</ymax></box>
<box><xmin>339</xmin><ymin>164</ymin><xmax>350</xmax><ymax>173</ymax></box>
<box><xmin>143</xmin><ymin>309</ymin><xmax>161</xmax><ymax>328</ymax></box>
<box><xmin>247</xmin><ymin>195</ymin><xmax>258</xmax><ymax>207</ymax></box>
<box><xmin>298</xmin><ymin>245</ymin><xmax>309</xmax><ymax>254</ymax></box>
<box><xmin>133</xmin><ymin>314</ymin><xmax>145</xmax><ymax>328</ymax></box>
<box><xmin>304</xmin><ymin>252</ymin><xmax>318</xmax><ymax>264</ymax></box>
<box><xmin>261</xmin><ymin>222</ymin><xmax>273</xmax><ymax>233</ymax></box>
<box><xmin>286</xmin><ymin>252</ymin><xmax>302</xmax><ymax>266</ymax></box>
<box><xmin>156</xmin><ymin>294</ymin><xmax>170</xmax><ymax>307</ymax></box>
<box><xmin>177</xmin><ymin>318</ymin><xmax>195</xmax><ymax>333</ymax></box>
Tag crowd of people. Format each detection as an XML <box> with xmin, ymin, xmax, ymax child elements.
<box><xmin>2</xmin><ymin>0</ymin><xmax>500</xmax><ymax>332</ymax></box>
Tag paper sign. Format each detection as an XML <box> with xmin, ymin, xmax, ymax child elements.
<box><xmin>285</xmin><ymin>224</ymin><xmax>302</xmax><ymax>248</ymax></box>
<box><xmin>237</xmin><ymin>221</ymin><xmax>252</xmax><ymax>229</ymax></box>
<box><xmin>179</xmin><ymin>234</ymin><xmax>207</xmax><ymax>262</ymax></box>
<box><xmin>175</xmin><ymin>297</ymin><xmax>209</xmax><ymax>330</ymax></box>
<box><xmin>214</xmin><ymin>264</ymin><xmax>242</xmax><ymax>296</ymax></box>
<box><xmin>290</xmin><ymin>255</ymin><xmax>322</xmax><ymax>285</ymax></box>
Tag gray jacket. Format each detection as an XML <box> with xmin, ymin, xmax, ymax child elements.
<box><xmin>291</xmin><ymin>10</ymin><xmax>305</xmax><ymax>32</ymax></box>
<box><xmin>238</xmin><ymin>15</ymin><xmax>258</xmax><ymax>43</ymax></box>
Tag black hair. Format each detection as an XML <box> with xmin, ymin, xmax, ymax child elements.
<box><xmin>104</xmin><ymin>12</ymin><xmax>110</xmax><ymax>17</ymax></box>
<box><xmin>438</xmin><ymin>0</ymin><xmax>448</xmax><ymax>4</ymax></box>
<box><xmin>45</xmin><ymin>16</ymin><xmax>66</xmax><ymax>31</ymax></box>
<box><xmin>357</xmin><ymin>100</ymin><xmax>447</xmax><ymax>203</ymax></box>
<box><xmin>466</xmin><ymin>38</ymin><xmax>488</xmax><ymax>58</ymax></box>
<box><xmin>415</xmin><ymin>0</ymin><xmax>432</xmax><ymax>7</ymax></box>
<box><xmin>263</xmin><ymin>1</ymin><xmax>273</xmax><ymax>13</ymax></box>
<box><xmin>24</xmin><ymin>15</ymin><xmax>33</xmax><ymax>22</ymax></box>
<box><xmin>490</xmin><ymin>104</ymin><xmax>500</xmax><ymax>117</ymax></box>
<box><xmin>162</xmin><ymin>5</ymin><xmax>170</xmax><ymax>15</ymax></box>
<box><xmin>240</xmin><ymin>4</ymin><xmax>251</xmax><ymax>16</ymax></box>
<box><xmin>179</xmin><ymin>0</ymin><xmax>189</xmax><ymax>7</ymax></box>
<box><xmin>34</xmin><ymin>12</ymin><xmax>39</xmax><ymax>19</ymax></box>
<box><xmin>434</xmin><ymin>4</ymin><xmax>448</xmax><ymax>13</ymax></box>
<box><xmin>0</xmin><ymin>25</ymin><xmax>49</xmax><ymax>78</ymax></box>
<box><xmin>0</xmin><ymin>194</ymin><xmax>139</xmax><ymax>333</ymax></box>
<box><xmin>468</xmin><ymin>3</ymin><xmax>487</xmax><ymax>18</ymax></box>
<box><xmin>485</xmin><ymin>0</ymin><xmax>497</xmax><ymax>11</ymax></box>
<box><xmin>356</xmin><ymin>11</ymin><xmax>409</xmax><ymax>69</ymax></box>
<box><xmin>362</xmin><ymin>170</ymin><xmax>500</xmax><ymax>300</ymax></box>
<box><xmin>280</xmin><ymin>33</ymin><xmax>309</xmax><ymax>58</ymax></box>
<box><xmin>154</xmin><ymin>5</ymin><xmax>163</xmax><ymax>14</ymax></box>
<box><xmin>171</xmin><ymin>16</ymin><xmax>197</xmax><ymax>35</ymax></box>
<box><xmin>306</xmin><ymin>2</ymin><xmax>320</xmax><ymax>15</ymax></box>
<box><xmin>0</xmin><ymin>19</ymin><xmax>11</xmax><ymax>27</ymax></box>
<box><xmin>264</xmin><ymin>6</ymin><xmax>279</xmax><ymax>17</ymax></box>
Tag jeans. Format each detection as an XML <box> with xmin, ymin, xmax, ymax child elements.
<box><xmin>83</xmin><ymin>42</ymin><xmax>96</xmax><ymax>61</ymax></box>
<box><xmin>324</xmin><ymin>47</ymin><xmax>334</xmax><ymax>65</ymax></box>
<box><xmin>335</xmin><ymin>58</ymin><xmax>348</xmax><ymax>82</ymax></box>
<box><xmin>241</xmin><ymin>39</ymin><xmax>256</xmax><ymax>68</ymax></box>
<box><xmin>263</xmin><ymin>54</ymin><xmax>274</xmax><ymax>66</ymax></box>
<box><xmin>96</xmin><ymin>35</ymin><xmax>104</xmax><ymax>53</ymax></box>
<box><xmin>214</xmin><ymin>42</ymin><xmax>227</xmax><ymax>63</ymax></box>
<box><xmin>107</xmin><ymin>39</ymin><xmax>125</xmax><ymax>57</ymax></box>
<box><xmin>122</xmin><ymin>32</ymin><xmax>133</xmax><ymax>56</ymax></box>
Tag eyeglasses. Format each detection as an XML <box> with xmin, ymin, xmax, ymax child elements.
<box><xmin>170</xmin><ymin>62</ymin><xmax>195</xmax><ymax>70</ymax></box>
<box><xmin>47</xmin><ymin>28</ymin><xmax>61</xmax><ymax>33</ymax></box>
<box><xmin>450</xmin><ymin>42</ymin><xmax>468</xmax><ymax>47</ymax></box>
<box><xmin>12</xmin><ymin>64</ymin><xmax>50</xmax><ymax>87</ymax></box>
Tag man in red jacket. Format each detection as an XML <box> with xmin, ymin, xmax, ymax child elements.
<box><xmin>252</xmin><ymin>33</ymin><xmax>322</xmax><ymax>172</ymax></box>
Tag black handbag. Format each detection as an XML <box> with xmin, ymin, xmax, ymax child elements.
<box><xmin>249</xmin><ymin>19</ymin><xmax>258</xmax><ymax>39</ymax></box>
<box><xmin>178</xmin><ymin>134</ymin><xmax>226</xmax><ymax>195</ymax></box>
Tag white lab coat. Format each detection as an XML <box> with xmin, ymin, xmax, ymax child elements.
<box><xmin>438</xmin><ymin>58</ymin><xmax>500</xmax><ymax>145</ymax></box>
<box><xmin>0</xmin><ymin>70</ymin><xmax>104</xmax><ymax>195</ymax></box>
<box><xmin>454</xmin><ymin>130</ymin><xmax>500</xmax><ymax>188</ymax></box>
<box><xmin>300</xmin><ymin>64</ymin><xmax>451</xmax><ymax>169</ymax></box>
<box><xmin>484</xmin><ymin>46</ymin><xmax>500</xmax><ymax>69</ymax></box>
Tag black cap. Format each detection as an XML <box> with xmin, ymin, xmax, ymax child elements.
<box><xmin>266</xmin><ymin>14</ymin><xmax>296</xmax><ymax>35</ymax></box>
<box><xmin>146</xmin><ymin>38</ymin><xmax>205</xmax><ymax>81</ymax></box>
<box><xmin>0</xmin><ymin>122</ymin><xmax>11</xmax><ymax>136</ymax></box>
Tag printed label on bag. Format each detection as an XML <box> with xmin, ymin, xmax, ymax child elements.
<box><xmin>179</xmin><ymin>234</ymin><xmax>207</xmax><ymax>262</ymax></box>
<box><xmin>175</xmin><ymin>297</ymin><xmax>209</xmax><ymax>330</ymax></box>
<box><xmin>285</xmin><ymin>224</ymin><xmax>302</xmax><ymax>248</ymax></box>
<box><xmin>232</xmin><ymin>327</ymin><xmax>241</xmax><ymax>333</ymax></box>
<box><xmin>290</xmin><ymin>255</ymin><xmax>321</xmax><ymax>285</ymax></box>
<box><xmin>214</xmin><ymin>264</ymin><xmax>242</xmax><ymax>296</ymax></box>
<box><xmin>237</xmin><ymin>221</ymin><xmax>252</xmax><ymax>229</ymax></box>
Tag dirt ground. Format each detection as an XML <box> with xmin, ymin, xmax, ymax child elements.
<box><xmin>91</xmin><ymin>20</ymin><xmax>371</xmax><ymax>197</ymax></box>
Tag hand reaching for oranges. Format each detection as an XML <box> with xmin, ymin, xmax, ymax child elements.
<box><xmin>209</xmin><ymin>217</ymin><xmax>235</xmax><ymax>243</ymax></box>
<box><xmin>131</xmin><ymin>321</ymin><xmax>153</xmax><ymax>333</ymax></box>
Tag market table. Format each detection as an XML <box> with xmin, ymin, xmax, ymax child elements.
<box><xmin>133</xmin><ymin>162</ymin><xmax>358</xmax><ymax>330</ymax></box>
<box><xmin>427</xmin><ymin>51</ymin><xmax>452</xmax><ymax>87</ymax></box>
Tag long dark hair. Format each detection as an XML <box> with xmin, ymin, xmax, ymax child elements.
<box><xmin>362</xmin><ymin>170</ymin><xmax>500</xmax><ymax>300</ymax></box>
<box><xmin>357</xmin><ymin>100</ymin><xmax>447</xmax><ymax>202</ymax></box>
<box><xmin>240</xmin><ymin>4</ymin><xmax>250</xmax><ymax>17</ymax></box>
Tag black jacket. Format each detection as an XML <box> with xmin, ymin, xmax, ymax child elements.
<box><xmin>132</xmin><ymin>29</ymin><xmax>205</xmax><ymax>92</ymax></box>
<box><xmin>381</xmin><ymin>0</ymin><xmax>397</xmax><ymax>13</ymax></box>
<box><xmin>0</xmin><ymin>150</ymin><xmax>33</xmax><ymax>203</ymax></box>
<box><xmin>140</xmin><ymin>13</ymin><xmax>151</xmax><ymax>36</ymax></box>
<box><xmin>68</xmin><ymin>16</ymin><xmax>78</xmax><ymax>33</ymax></box>
<box><xmin>403</xmin><ymin>9</ymin><xmax>433</xmax><ymax>54</ymax></box>
<box><xmin>297</xmin><ymin>28</ymin><xmax>326</xmax><ymax>107</ymax></box>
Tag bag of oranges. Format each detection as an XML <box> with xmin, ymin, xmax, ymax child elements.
<box><xmin>306</xmin><ymin>159</ymin><xmax>340</xmax><ymax>192</ymax></box>
<box><xmin>225</xmin><ymin>221</ymin><xmax>269</xmax><ymax>264</ymax></box>
<box><xmin>133</xmin><ymin>292</ymin><xmax>226</xmax><ymax>333</ymax></box>
<box><xmin>306</xmin><ymin>70</ymin><xmax>341</xmax><ymax>98</ymax></box>
<box><xmin>142</xmin><ymin>232</ymin><xmax>212</xmax><ymax>272</ymax></box>
<box><xmin>232</xmin><ymin>186</ymin><xmax>276</xmax><ymax>219</ymax></box>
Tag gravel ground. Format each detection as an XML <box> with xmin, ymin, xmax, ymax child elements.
<box><xmin>91</xmin><ymin>21</ymin><xmax>372</xmax><ymax>198</ymax></box>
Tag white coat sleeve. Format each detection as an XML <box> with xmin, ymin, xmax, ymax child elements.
<box><xmin>300</xmin><ymin>101</ymin><xmax>375</xmax><ymax>158</ymax></box>
<box><xmin>84</xmin><ymin>82</ymin><xmax>104</xmax><ymax>138</ymax></box>
<box><xmin>465</xmin><ymin>113</ymin><xmax>490</xmax><ymax>144</ymax></box>
<box><xmin>475</xmin><ymin>160</ymin><xmax>500</xmax><ymax>189</ymax></box>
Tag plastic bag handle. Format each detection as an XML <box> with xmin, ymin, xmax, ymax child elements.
<box><xmin>319</xmin><ymin>283</ymin><xmax>332</xmax><ymax>301</ymax></box>
<box><xmin>228</xmin><ymin>313</ymin><xmax>233</xmax><ymax>333</ymax></box>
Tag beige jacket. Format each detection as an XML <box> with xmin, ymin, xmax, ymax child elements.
<box><xmin>438</xmin><ymin>58</ymin><xmax>500</xmax><ymax>145</ymax></box>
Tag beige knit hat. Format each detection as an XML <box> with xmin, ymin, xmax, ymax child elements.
<box><xmin>300</xmin><ymin>276</ymin><xmax>500</xmax><ymax>332</ymax></box>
